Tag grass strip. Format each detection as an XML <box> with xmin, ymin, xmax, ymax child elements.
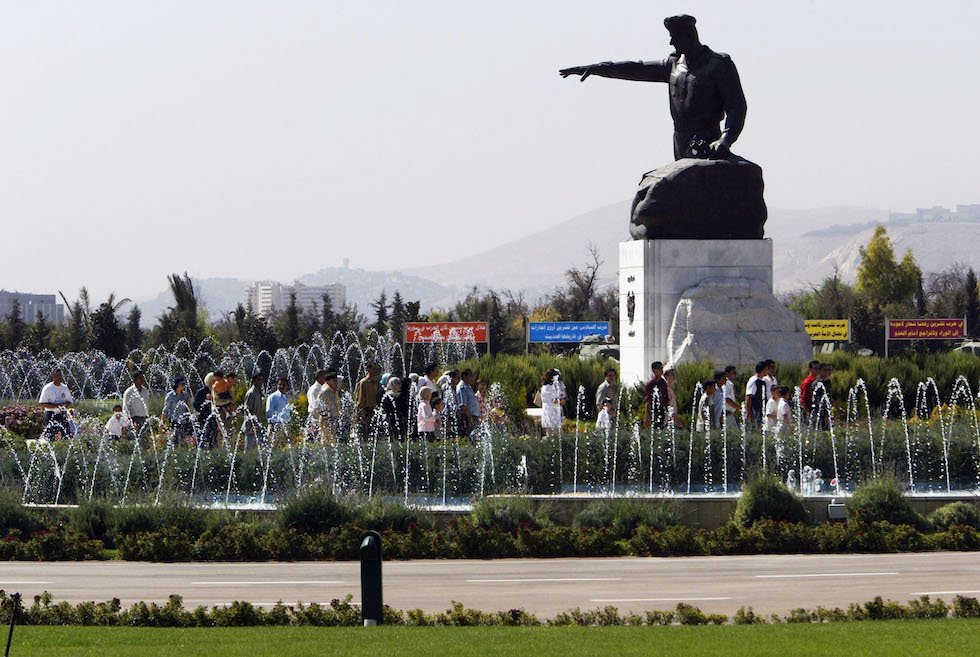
<box><xmin>12</xmin><ymin>620</ymin><xmax>980</xmax><ymax>657</ymax></box>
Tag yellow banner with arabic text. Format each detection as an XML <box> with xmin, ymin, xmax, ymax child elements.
<box><xmin>805</xmin><ymin>319</ymin><xmax>850</xmax><ymax>341</ymax></box>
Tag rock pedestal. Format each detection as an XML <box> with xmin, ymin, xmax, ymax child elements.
<box><xmin>619</xmin><ymin>239</ymin><xmax>811</xmax><ymax>384</ymax></box>
<box><xmin>630</xmin><ymin>156</ymin><xmax>767</xmax><ymax>240</ymax></box>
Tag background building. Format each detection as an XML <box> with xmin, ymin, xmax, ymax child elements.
<box><xmin>244</xmin><ymin>281</ymin><xmax>346</xmax><ymax>319</ymax></box>
<box><xmin>0</xmin><ymin>290</ymin><xmax>65</xmax><ymax>325</ymax></box>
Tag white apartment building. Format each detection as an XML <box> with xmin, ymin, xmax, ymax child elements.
<box><xmin>244</xmin><ymin>281</ymin><xmax>346</xmax><ymax>319</ymax></box>
<box><xmin>0</xmin><ymin>290</ymin><xmax>65</xmax><ymax>325</ymax></box>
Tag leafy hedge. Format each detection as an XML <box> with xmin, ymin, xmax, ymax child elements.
<box><xmin>2</xmin><ymin>590</ymin><xmax>979</xmax><ymax>627</ymax></box>
<box><xmin>4</xmin><ymin>514</ymin><xmax>980</xmax><ymax>562</ymax></box>
<box><xmin>109</xmin><ymin>518</ymin><xmax>980</xmax><ymax>562</ymax></box>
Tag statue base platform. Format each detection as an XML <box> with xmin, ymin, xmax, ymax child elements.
<box><xmin>619</xmin><ymin>239</ymin><xmax>811</xmax><ymax>384</ymax></box>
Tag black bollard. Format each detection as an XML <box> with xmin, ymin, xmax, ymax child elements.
<box><xmin>359</xmin><ymin>531</ymin><xmax>383</xmax><ymax>626</ymax></box>
<box><xmin>5</xmin><ymin>592</ymin><xmax>21</xmax><ymax>657</ymax></box>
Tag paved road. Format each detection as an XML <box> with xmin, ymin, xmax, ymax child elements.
<box><xmin>3</xmin><ymin>552</ymin><xmax>980</xmax><ymax>615</ymax></box>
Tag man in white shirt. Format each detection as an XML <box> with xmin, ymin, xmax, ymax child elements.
<box><xmin>723</xmin><ymin>365</ymin><xmax>739</xmax><ymax>427</ymax></box>
<box><xmin>776</xmin><ymin>385</ymin><xmax>792</xmax><ymax>431</ymax></box>
<box><xmin>744</xmin><ymin>361</ymin><xmax>767</xmax><ymax>429</ymax></box>
<box><xmin>761</xmin><ymin>360</ymin><xmax>778</xmax><ymax>404</ymax></box>
<box><xmin>38</xmin><ymin>368</ymin><xmax>74</xmax><ymax>439</ymax></box>
<box><xmin>318</xmin><ymin>372</ymin><xmax>342</xmax><ymax>442</ymax></box>
<box><xmin>306</xmin><ymin>369</ymin><xmax>327</xmax><ymax>437</ymax></box>
<box><xmin>419</xmin><ymin>363</ymin><xmax>440</xmax><ymax>393</ymax></box>
<box><xmin>122</xmin><ymin>371</ymin><xmax>150</xmax><ymax>433</ymax></box>
<box><xmin>695</xmin><ymin>380</ymin><xmax>717</xmax><ymax>433</ymax></box>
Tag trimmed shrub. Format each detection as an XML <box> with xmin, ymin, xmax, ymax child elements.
<box><xmin>67</xmin><ymin>499</ymin><xmax>114</xmax><ymax>546</ymax></box>
<box><xmin>110</xmin><ymin>498</ymin><xmax>232</xmax><ymax>539</ymax></box>
<box><xmin>846</xmin><ymin>477</ymin><xmax>928</xmax><ymax>531</ymax></box>
<box><xmin>471</xmin><ymin>497</ymin><xmax>553</xmax><ymax>531</ymax></box>
<box><xmin>277</xmin><ymin>486</ymin><xmax>355</xmax><ymax>534</ymax></box>
<box><xmin>359</xmin><ymin>498</ymin><xmax>434</xmax><ymax>532</ymax></box>
<box><xmin>929</xmin><ymin>501</ymin><xmax>980</xmax><ymax>531</ymax></box>
<box><xmin>733</xmin><ymin>474</ymin><xmax>809</xmax><ymax>526</ymax></box>
<box><xmin>0</xmin><ymin>487</ymin><xmax>42</xmax><ymax>536</ymax></box>
<box><xmin>573</xmin><ymin>498</ymin><xmax>678</xmax><ymax>538</ymax></box>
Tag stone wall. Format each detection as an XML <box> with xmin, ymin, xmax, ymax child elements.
<box><xmin>619</xmin><ymin>239</ymin><xmax>774</xmax><ymax>385</ymax></box>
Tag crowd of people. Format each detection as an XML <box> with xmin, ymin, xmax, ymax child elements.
<box><xmin>34</xmin><ymin>357</ymin><xmax>841</xmax><ymax>448</ymax></box>
<box><xmin>531</xmin><ymin>359</ymin><xmax>839</xmax><ymax>435</ymax></box>
<box><xmin>635</xmin><ymin>359</ymin><xmax>837</xmax><ymax>434</ymax></box>
<box><xmin>34</xmin><ymin>361</ymin><xmax>509</xmax><ymax>449</ymax></box>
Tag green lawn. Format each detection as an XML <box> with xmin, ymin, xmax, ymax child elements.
<box><xmin>11</xmin><ymin>620</ymin><xmax>980</xmax><ymax>657</ymax></box>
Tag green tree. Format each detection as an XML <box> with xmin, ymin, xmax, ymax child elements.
<box><xmin>788</xmin><ymin>265</ymin><xmax>857</xmax><ymax>320</ymax></box>
<box><xmin>277</xmin><ymin>291</ymin><xmax>300</xmax><ymax>346</ymax></box>
<box><xmin>240</xmin><ymin>302</ymin><xmax>278</xmax><ymax>353</ymax></box>
<box><xmin>926</xmin><ymin>264</ymin><xmax>969</xmax><ymax>319</ymax></box>
<box><xmin>24</xmin><ymin>310</ymin><xmax>51</xmax><ymax>352</ymax></box>
<box><xmin>301</xmin><ymin>300</ymin><xmax>320</xmax><ymax>343</ymax></box>
<box><xmin>967</xmin><ymin>268</ymin><xmax>980</xmax><ymax>338</ymax></box>
<box><xmin>390</xmin><ymin>291</ymin><xmax>406</xmax><ymax>342</ymax></box>
<box><xmin>856</xmin><ymin>226</ymin><xmax>921</xmax><ymax>307</ymax></box>
<box><xmin>5</xmin><ymin>297</ymin><xmax>25</xmax><ymax>348</ymax></box>
<box><xmin>333</xmin><ymin>304</ymin><xmax>366</xmax><ymax>338</ymax></box>
<box><xmin>88</xmin><ymin>294</ymin><xmax>130</xmax><ymax>358</ymax></box>
<box><xmin>404</xmin><ymin>300</ymin><xmax>422</xmax><ymax>322</ymax></box>
<box><xmin>320</xmin><ymin>293</ymin><xmax>336</xmax><ymax>338</ymax></box>
<box><xmin>66</xmin><ymin>301</ymin><xmax>87</xmax><ymax>352</ymax></box>
<box><xmin>125</xmin><ymin>305</ymin><xmax>143</xmax><ymax>353</ymax></box>
<box><xmin>914</xmin><ymin>271</ymin><xmax>927</xmax><ymax>316</ymax></box>
<box><xmin>164</xmin><ymin>272</ymin><xmax>202</xmax><ymax>346</ymax></box>
<box><xmin>371</xmin><ymin>290</ymin><xmax>389</xmax><ymax>335</ymax></box>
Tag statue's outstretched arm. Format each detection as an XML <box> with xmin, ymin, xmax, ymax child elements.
<box><xmin>559</xmin><ymin>59</ymin><xmax>670</xmax><ymax>83</ymax></box>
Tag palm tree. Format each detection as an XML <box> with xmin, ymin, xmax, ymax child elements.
<box><xmin>166</xmin><ymin>272</ymin><xmax>201</xmax><ymax>343</ymax></box>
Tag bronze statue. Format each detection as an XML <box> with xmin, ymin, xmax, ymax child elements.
<box><xmin>560</xmin><ymin>15</ymin><xmax>747</xmax><ymax>161</ymax></box>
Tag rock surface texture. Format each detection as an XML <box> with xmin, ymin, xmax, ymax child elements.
<box><xmin>630</xmin><ymin>156</ymin><xmax>767</xmax><ymax>240</ymax></box>
<box><xmin>666</xmin><ymin>277</ymin><xmax>811</xmax><ymax>366</ymax></box>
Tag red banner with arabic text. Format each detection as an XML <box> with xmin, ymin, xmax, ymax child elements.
<box><xmin>405</xmin><ymin>322</ymin><xmax>488</xmax><ymax>343</ymax></box>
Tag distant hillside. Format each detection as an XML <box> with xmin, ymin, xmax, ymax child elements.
<box><xmin>136</xmin><ymin>277</ymin><xmax>250</xmax><ymax>327</ymax></box>
<box><xmin>134</xmin><ymin>203</ymin><xmax>980</xmax><ymax>326</ymax></box>
<box><xmin>296</xmin><ymin>267</ymin><xmax>461</xmax><ymax>312</ymax></box>
<box><xmin>405</xmin><ymin>201</ymin><xmax>632</xmax><ymax>304</ymax></box>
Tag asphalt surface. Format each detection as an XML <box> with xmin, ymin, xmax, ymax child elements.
<box><xmin>2</xmin><ymin>552</ymin><xmax>979</xmax><ymax>615</ymax></box>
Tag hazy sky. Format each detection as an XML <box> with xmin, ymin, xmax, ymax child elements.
<box><xmin>3</xmin><ymin>0</ymin><xmax>979</xmax><ymax>302</ymax></box>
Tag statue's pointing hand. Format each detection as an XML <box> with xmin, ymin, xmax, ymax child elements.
<box><xmin>559</xmin><ymin>62</ymin><xmax>613</xmax><ymax>81</ymax></box>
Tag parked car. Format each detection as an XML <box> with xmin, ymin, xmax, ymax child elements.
<box><xmin>577</xmin><ymin>334</ymin><xmax>619</xmax><ymax>361</ymax></box>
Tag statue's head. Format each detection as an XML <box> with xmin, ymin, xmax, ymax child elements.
<box><xmin>664</xmin><ymin>14</ymin><xmax>700</xmax><ymax>56</ymax></box>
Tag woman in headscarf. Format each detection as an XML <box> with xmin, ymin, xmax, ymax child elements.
<box><xmin>381</xmin><ymin>376</ymin><xmax>403</xmax><ymax>439</ymax></box>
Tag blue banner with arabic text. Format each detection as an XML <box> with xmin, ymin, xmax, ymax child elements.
<box><xmin>528</xmin><ymin>321</ymin><xmax>611</xmax><ymax>343</ymax></box>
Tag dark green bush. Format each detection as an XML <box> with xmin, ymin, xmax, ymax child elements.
<box><xmin>67</xmin><ymin>499</ymin><xmax>114</xmax><ymax>546</ymax></box>
<box><xmin>277</xmin><ymin>486</ymin><xmax>355</xmax><ymax>534</ymax></box>
<box><xmin>846</xmin><ymin>477</ymin><xmax>928</xmax><ymax>531</ymax></box>
<box><xmin>471</xmin><ymin>497</ymin><xmax>553</xmax><ymax>531</ymax></box>
<box><xmin>110</xmin><ymin>498</ymin><xmax>230</xmax><ymax>539</ymax></box>
<box><xmin>359</xmin><ymin>498</ymin><xmax>434</xmax><ymax>532</ymax></box>
<box><xmin>573</xmin><ymin>498</ymin><xmax>677</xmax><ymax>538</ymax></box>
<box><xmin>0</xmin><ymin>487</ymin><xmax>41</xmax><ymax>536</ymax></box>
<box><xmin>733</xmin><ymin>474</ymin><xmax>809</xmax><ymax>526</ymax></box>
<box><xmin>929</xmin><ymin>501</ymin><xmax>980</xmax><ymax>531</ymax></box>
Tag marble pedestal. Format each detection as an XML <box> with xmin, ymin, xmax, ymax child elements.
<box><xmin>619</xmin><ymin>239</ymin><xmax>809</xmax><ymax>384</ymax></box>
